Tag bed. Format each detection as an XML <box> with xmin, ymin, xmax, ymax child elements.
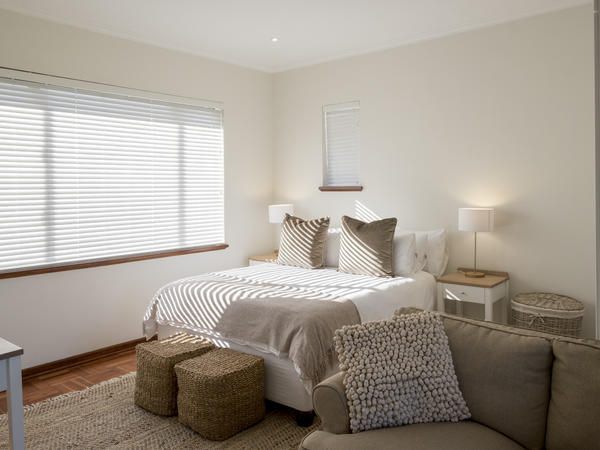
<box><xmin>143</xmin><ymin>262</ymin><xmax>436</xmax><ymax>415</ymax></box>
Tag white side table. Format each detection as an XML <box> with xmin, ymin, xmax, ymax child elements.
<box><xmin>0</xmin><ymin>338</ymin><xmax>24</xmax><ymax>450</ymax></box>
<box><xmin>248</xmin><ymin>252</ymin><xmax>278</xmax><ymax>266</ymax></box>
<box><xmin>437</xmin><ymin>270</ymin><xmax>510</xmax><ymax>322</ymax></box>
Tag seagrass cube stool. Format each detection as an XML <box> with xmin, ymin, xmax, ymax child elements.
<box><xmin>175</xmin><ymin>348</ymin><xmax>265</xmax><ymax>441</ymax></box>
<box><xmin>134</xmin><ymin>333</ymin><xmax>214</xmax><ymax>416</ymax></box>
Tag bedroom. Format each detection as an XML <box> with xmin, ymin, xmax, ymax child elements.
<box><xmin>0</xmin><ymin>0</ymin><xmax>598</xmax><ymax>449</ymax></box>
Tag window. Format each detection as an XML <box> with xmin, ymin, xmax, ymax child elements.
<box><xmin>0</xmin><ymin>70</ymin><xmax>225</xmax><ymax>277</ymax></box>
<box><xmin>321</xmin><ymin>101</ymin><xmax>361</xmax><ymax>191</ymax></box>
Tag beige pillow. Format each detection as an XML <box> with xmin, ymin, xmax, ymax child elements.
<box><xmin>277</xmin><ymin>214</ymin><xmax>330</xmax><ymax>269</ymax></box>
<box><xmin>334</xmin><ymin>311</ymin><xmax>471</xmax><ymax>433</ymax></box>
<box><xmin>338</xmin><ymin>215</ymin><xmax>397</xmax><ymax>277</ymax></box>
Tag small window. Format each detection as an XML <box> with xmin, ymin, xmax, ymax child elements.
<box><xmin>321</xmin><ymin>101</ymin><xmax>361</xmax><ymax>191</ymax></box>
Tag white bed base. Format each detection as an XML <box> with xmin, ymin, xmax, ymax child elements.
<box><xmin>158</xmin><ymin>324</ymin><xmax>336</xmax><ymax>412</ymax></box>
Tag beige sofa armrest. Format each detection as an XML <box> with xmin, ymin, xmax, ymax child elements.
<box><xmin>312</xmin><ymin>372</ymin><xmax>351</xmax><ymax>434</ymax></box>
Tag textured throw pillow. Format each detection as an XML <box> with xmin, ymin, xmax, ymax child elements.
<box><xmin>338</xmin><ymin>216</ymin><xmax>397</xmax><ymax>277</ymax></box>
<box><xmin>334</xmin><ymin>311</ymin><xmax>471</xmax><ymax>433</ymax></box>
<box><xmin>277</xmin><ymin>214</ymin><xmax>330</xmax><ymax>269</ymax></box>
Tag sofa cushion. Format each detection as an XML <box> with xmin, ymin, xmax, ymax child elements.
<box><xmin>441</xmin><ymin>315</ymin><xmax>553</xmax><ymax>450</ymax></box>
<box><xmin>300</xmin><ymin>421</ymin><xmax>524</xmax><ymax>450</ymax></box>
<box><xmin>546</xmin><ymin>338</ymin><xmax>600</xmax><ymax>450</ymax></box>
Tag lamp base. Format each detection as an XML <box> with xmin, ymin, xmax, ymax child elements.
<box><xmin>465</xmin><ymin>271</ymin><xmax>485</xmax><ymax>278</ymax></box>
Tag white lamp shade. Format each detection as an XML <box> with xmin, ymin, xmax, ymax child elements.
<box><xmin>458</xmin><ymin>208</ymin><xmax>495</xmax><ymax>232</ymax></box>
<box><xmin>269</xmin><ymin>204</ymin><xmax>294</xmax><ymax>223</ymax></box>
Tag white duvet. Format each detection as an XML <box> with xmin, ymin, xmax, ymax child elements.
<box><xmin>144</xmin><ymin>263</ymin><xmax>437</xmax><ymax>341</ymax></box>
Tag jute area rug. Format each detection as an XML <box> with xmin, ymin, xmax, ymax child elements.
<box><xmin>0</xmin><ymin>373</ymin><xmax>318</xmax><ymax>449</ymax></box>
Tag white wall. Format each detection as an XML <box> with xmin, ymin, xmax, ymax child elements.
<box><xmin>273</xmin><ymin>6</ymin><xmax>597</xmax><ymax>336</ymax></box>
<box><xmin>0</xmin><ymin>9</ymin><xmax>274</xmax><ymax>367</ymax></box>
<box><xmin>0</xmin><ymin>5</ymin><xmax>596</xmax><ymax>367</ymax></box>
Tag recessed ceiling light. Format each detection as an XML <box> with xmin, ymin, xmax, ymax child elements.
<box><xmin>271</xmin><ymin>37</ymin><xmax>279</xmax><ymax>43</ymax></box>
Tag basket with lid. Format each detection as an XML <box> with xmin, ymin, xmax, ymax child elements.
<box><xmin>511</xmin><ymin>292</ymin><xmax>584</xmax><ymax>337</ymax></box>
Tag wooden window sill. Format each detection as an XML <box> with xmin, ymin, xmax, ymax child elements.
<box><xmin>319</xmin><ymin>186</ymin><xmax>363</xmax><ymax>192</ymax></box>
<box><xmin>0</xmin><ymin>243</ymin><xmax>229</xmax><ymax>279</ymax></box>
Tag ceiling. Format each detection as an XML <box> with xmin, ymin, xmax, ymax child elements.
<box><xmin>0</xmin><ymin>0</ymin><xmax>590</xmax><ymax>72</ymax></box>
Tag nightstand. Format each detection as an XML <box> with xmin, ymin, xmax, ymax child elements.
<box><xmin>248</xmin><ymin>252</ymin><xmax>278</xmax><ymax>266</ymax></box>
<box><xmin>437</xmin><ymin>269</ymin><xmax>510</xmax><ymax>322</ymax></box>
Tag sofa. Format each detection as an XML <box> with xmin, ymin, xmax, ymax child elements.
<box><xmin>300</xmin><ymin>313</ymin><xmax>600</xmax><ymax>450</ymax></box>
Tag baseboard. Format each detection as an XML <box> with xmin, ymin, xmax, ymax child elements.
<box><xmin>22</xmin><ymin>336</ymin><xmax>152</xmax><ymax>381</ymax></box>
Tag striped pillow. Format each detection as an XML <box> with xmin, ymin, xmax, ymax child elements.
<box><xmin>339</xmin><ymin>215</ymin><xmax>397</xmax><ymax>277</ymax></box>
<box><xmin>277</xmin><ymin>214</ymin><xmax>330</xmax><ymax>269</ymax></box>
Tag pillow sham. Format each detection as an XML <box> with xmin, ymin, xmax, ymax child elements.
<box><xmin>328</xmin><ymin>226</ymin><xmax>417</xmax><ymax>275</ymax></box>
<box><xmin>277</xmin><ymin>214</ymin><xmax>330</xmax><ymax>269</ymax></box>
<box><xmin>334</xmin><ymin>311</ymin><xmax>471</xmax><ymax>433</ymax></box>
<box><xmin>338</xmin><ymin>215</ymin><xmax>397</xmax><ymax>277</ymax></box>
<box><xmin>324</xmin><ymin>227</ymin><xmax>342</xmax><ymax>268</ymax></box>
<box><xmin>413</xmin><ymin>232</ymin><xmax>428</xmax><ymax>272</ymax></box>
<box><xmin>400</xmin><ymin>229</ymin><xmax>449</xmax><ymax>277</ymax></box>
<box><xmin>424</xmin><ymin>228</ymin><xmax>449</xmax><ymax>277</ymax></box>
<box><xmin>392</xmin><ymin>232</ymin><xmax>417</xmax><ymax>276</ymax></box>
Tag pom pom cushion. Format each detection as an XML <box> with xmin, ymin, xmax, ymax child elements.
<box><xmin>277</xmin><ymin>214</ymin><xmax>330</xmax><ymax>269</ymax></box>
<box><xmin>334</xmin><ymin>311</ymin><xmax>470</xmax><ymax>433</ymax></box>
<box><xmin>338</xmin><ymin>216</ymin><xmax>397</xmax><ymax>277</ymax></box>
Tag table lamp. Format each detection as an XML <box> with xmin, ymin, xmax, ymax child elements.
<box><xmin>458</xmin><ymin>207</ymin><xmax>494</xmax><ymax>278</ymax></box>
<box><xmin>269</xmin><ymin>204</ymin><xmax>294</xmax><ymax>254</ymax></box>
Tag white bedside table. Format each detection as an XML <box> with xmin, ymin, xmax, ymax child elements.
<box><xmin>437</xmin><ymin>269</ymin><xmax>510</xmax><ymax>322</ymax></box>
<box><xmin>0</xmin><ymin>338</ymin><xmax>24</xmax><ymax>450</ymax></box>
<box><xmin>248</xmin><ymin>252</ymin><xmax>278</xmax><ymax>266</ymax></box>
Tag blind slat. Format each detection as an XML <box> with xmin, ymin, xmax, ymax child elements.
<box><xmin>323</xmin><ymin>102</ymin><xmax>360</xmax><ymax>186</ymax></box>
<box><xmin>0</xmin><ymin>76</ymin><xmax>225</xmax><ymax>273</ymax></box>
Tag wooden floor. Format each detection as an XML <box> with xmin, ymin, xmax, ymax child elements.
<box><xmin>0</xmin><ymin>350</ymin><xmax>136</xmax><ymax>414</ymax></box>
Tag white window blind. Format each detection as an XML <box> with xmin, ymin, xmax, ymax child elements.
<box><xmin>0</xmin><ymin>74</ymin><xmax>224</xmax><ymax>275</ymax></box>
<box><xmin>323</xmin><ymin>101</ymin><xmax>360</xmax><ymax>186</ymax></box>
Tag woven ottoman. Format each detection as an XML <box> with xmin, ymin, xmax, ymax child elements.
<box><xmin>134</xmin><ymin>333</ymin><xmax>214</xmax><ymax>416</ymax></box>
<box><xmin>511</xmin><ymin>292</ymin><xmax>584</xmax><ymax>337</ymax></box>
<box><xmin>175</xmin><ymin>348</ymin><xmax>265</xmax><ymax>440</ymax></box>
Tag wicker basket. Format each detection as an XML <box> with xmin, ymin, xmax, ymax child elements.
<box><xmin>511</xmin><ymin>293</ymin><xmax>584</xmax><ymax>337</ymax></box>
<box><xmin>175</xmin><ymin>348</ymin><xmax>265</xmax><ymax>441</ymax></box>
<box><xmin>134</xmin><ymin>333</ymin><xmax>214</xmax><ymax>416</ymax></box>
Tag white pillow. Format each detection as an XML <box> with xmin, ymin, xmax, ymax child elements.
<box><xmin>401</xmin><ymin>228</ymin><xmax>449</xmax><ymax>277</ymax></box>
<box><xmin>424</xmin><ymin>228</ymin><xmax>449</xmax><ymax>277</ymax></box>
<box><xmin>413</xmin><ymin>232</ymin><xmax>428</xmax><ymax>272</ymax></box>
<box><xmin>324</xmin><ymin>227</ymin><xmax>341</xmax><ymax>267</ymax></box>
<box><xmin>393</xmin><ymin>232</ymin><xmax>417</xmax><ymax>276</ymax></box>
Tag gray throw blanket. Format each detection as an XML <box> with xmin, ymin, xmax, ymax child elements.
<box><xmin>143</xmin><ymin>269</ymin><xmax>360</xmax><ymax>387</ymax></box>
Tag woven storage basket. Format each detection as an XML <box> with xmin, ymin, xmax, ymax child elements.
<box><xmin>511</xmin><ymin>293</ymin><xmax>584</xmax><ymax>337</ymax></box>
<box><xmin>134</xmin><ymin>333</ymin><xmax>214</xmax><ymax>416</ymax></box>
<box><xmin>175</xmin><ymin>348</ymin><xmax>265</xmax><ymax>441</ymax></box>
